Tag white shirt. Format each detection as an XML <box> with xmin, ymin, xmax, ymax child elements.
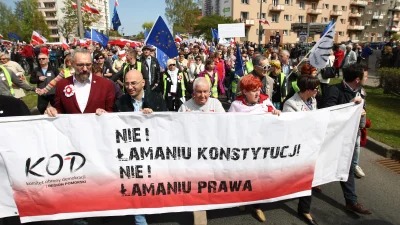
<box><xmin>73</xmin><ymin>74</ymin><xmax>92</xmax><ymax>112</ymax></box>
<box><xmin>168</xmin><ymin>69</ymin><xmax>179</xmax><ymax>93</ymax></box>
<box><xmin>178</xmin><ymin>98</ymin><xmax>225</xmax><ymax>112</ymax></box>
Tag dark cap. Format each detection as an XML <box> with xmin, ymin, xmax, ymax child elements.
<box><xmin>142</xmin><ymin>45</ymin><xmax>152</xmax><ymax>50</ymax></box>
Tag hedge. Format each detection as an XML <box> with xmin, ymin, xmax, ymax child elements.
<box><xmin>377</xmin><ymin>67</ymin><xmax>400</xmax><ymax>95</ymax></box>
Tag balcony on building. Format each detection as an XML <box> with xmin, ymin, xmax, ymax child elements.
<box><xmin>348</xmin><ymin>25</ymin><xmax>365</xmax><ymax>30</ymax></box>
<box><xmin>269</xmin><ymin>4</ymin><xmax>284</xmax><ymax>12</ymax></box>
<box><xmin>307</xmin><ymin>8</ymin><xmax>322</xmax><ymax>15</ymax></box>
<box><xmin>349</xmin><ymin>12</ymin><xmax>362</xmax><ymax>18</ymax></box>
<box><xmin>240</xmin><ymin>18</ymin><xmax>255</xmax><ymax>26</ymax></box>
<box><xmin>350</xmin><ymin>1</ymin><xmax>368</xmax><ymax>7</ymax></box>
<box><xmin>372</xmin><ymin>15</ymin><xmax>384</xmax><ymax>20</ymax></box>
<box><xmin>330</xmin><ymin>10</ymin><xmax>343</xmax><ymax>16</ymax></box>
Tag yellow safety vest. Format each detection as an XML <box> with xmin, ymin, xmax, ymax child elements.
<box><xmin>246</xmin><ymin>61</ymin><xmax>254</xmax><ymax>73</ymax></box>
<box><xmin>0</xmin><ymin>65</ymin><xmax>14</xmax><ymax>96</ymax></box>
<box><xmin>163</xmin><ymin>72</ymin><xmax>185</xmax><ymax>99</ymax></box>
<box><xmin>268</xmin><ymin>72</ymin><xmax>287</xmax><ymax>102</ymax></box>
<box><xmin>64</xmin><ymin>68</ymin><xmax>71</xmax><ymax>78</ymax></box>
<box><xmin>204</xmin><ymin>72</ymin><xmax>219</xmax><ymax>98</ymax></box>
<box><xmin>292</xmin><ymin>81</ymin><xmax>300</xmax><ymax>93</ymax></box>
<box><xmin>123</xmin><ymin>62</ymin><xmax>142</xmax><ymax>91</ymax></box>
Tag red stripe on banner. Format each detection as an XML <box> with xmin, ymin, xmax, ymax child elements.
<box><xmin>14</xmin><ymin>165</ymin><xmax>314</xmax><ymax>217</ymax></box>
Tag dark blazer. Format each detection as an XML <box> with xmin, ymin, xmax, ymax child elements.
<box><xmin>140</xmin><ymin>56</ymin><xmax>162</xmax><ymax>92</ymax></box>
<box><xmin>30</xmin><ymin>65</ymin><xmax>59</xmax><ymax>95</ymax></box>
<box><xmin>54</xmin><ymin>75</ymin><xmax>115</xmax><ymax>114</ymax></box>
<box><xmin>322</xmin><ymin>81</ymin><xmax>365</xmax><ymax>108</ymax></box>
<box><xmin>113</xmin><ymin>89</ymin><xmax>167</xmax><ymax>112</ymax></box>
<box><xmin>0</xmin><ymin>95</ymin><xmax>31</xmax><ymax>117</ymax></box>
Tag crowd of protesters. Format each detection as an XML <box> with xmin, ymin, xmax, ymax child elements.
<box><xmin>1</xmin><ymin>36</ymin><xmax>394</xmax><ymax>225</ymax></box>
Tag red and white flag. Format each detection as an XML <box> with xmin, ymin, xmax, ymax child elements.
<box><xmin>230</xmin><ymin>38</ymin><xmax>236</xmax><ymax>46</ymax></box>
<box><xmin>0</xmin><ymin>34</ymin><xmax>3</xmax><ymax>39</ymax></box>
<box><xmin>175</xmin><ymin>35</ymin><xmax>182</xmax><ymax>43</ymax></box>
<box><xmin>84</xmin><ymin>3</ymin><xmax>100</xmax><ymax>14</ymax></box>
<box><xmin>259</xmin><ymin>18</ymin><xmax>270</xmax><ymax>26</ymax></box>
<box><xmin>72</xmin><ymin>2</ymin><xmax>77</xmax><ymax>9</ymax></box>
<box><xmin>31</xmin><ymin>31</ymin><xmax>47</xmax><ymax>44</ymax></box>
<box><xmin>62</xmin><ymin>41</ymin><xmax>69</xmax><ymax>50</ymax></box>
<box><xmin>115</xmin><ymin>0</ymin><xmax>119</xmax><ymax>6</ymax></box>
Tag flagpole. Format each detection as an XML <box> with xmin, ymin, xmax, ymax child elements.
<box><xmin>77</xmin><ymin>0</ymin><xmax>84</xmax><ymax>39</ymax></box>
<box><xmin>144</xmin><ymin>15</ymin><xmax>160</xmax><ymax>45</ymax></box>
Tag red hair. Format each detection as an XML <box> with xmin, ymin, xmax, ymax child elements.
<box><xmin>240</xmin><ymin>75</ymin><xmax>262</xmax><ymax>92</ymax></box>
<box><xmin>301</xmin><ymin>64</ymin><xmax>317</xmax><ymax>75</ymax></box>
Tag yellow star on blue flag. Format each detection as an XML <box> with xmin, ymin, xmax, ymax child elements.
<box><xmin>145</xmin><ymin>16</ymin><xmax>178</xmax><ymax>58</ymax></box>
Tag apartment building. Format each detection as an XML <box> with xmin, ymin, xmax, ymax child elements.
<box><xmin>37</xmin><ymin>0</ymin><xmax>110</xmax><ymax>42</ymax></box>
<box><xmin>202</xmin><ymin>0</ymin><xmax>400</xmax><ymax>43</ymax></box>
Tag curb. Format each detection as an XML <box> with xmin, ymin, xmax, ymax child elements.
<box><xmin>366</xmin><ymin>136</ymin><xmax>400</xmax><ymax>160</ymax></box>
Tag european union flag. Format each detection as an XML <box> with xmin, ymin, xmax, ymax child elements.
<box><xmin>320</xmin><ymin>20</ymin><xmax>334</xmax><ymax>38</ymax></box>
<box><xmin>144</xmin><ymin>28</ymin><xmax>149</xmax><ymax>39</ymax></box>
<box><xmin>112</xmin><ymin>6</ymin><xmax>121</xmax><ymax>31</ymax></box>
<box><xmin>145</xmin><ymin>16</ymin><xmax>178</xmax><ymax>58</ymax></box>
<box><xmin>211</xmin><ymin>28</ymin><xmax>219</xmax><ymax>40</ymax></box>
<box><xmin>156</xmin><ymin>48</ymin><xmax>169</xmax><ymax>70</ymax></box>
<box><xmin>8</xmin><ymin>32</ymin><xmax>21</xmax><ymax>41</ymax></box>
<box><xmin>84</xmin><ymin>30</ymin><xmax>91</xmax><ymax>39</ymax></box>
<box><xmin>234</xmin><ymin>43</ymin><xmax>244</xmax><ymax>77</ymax></box>
<box><xmin>87</xmin><ymin>28</ymin><xmax>109</xmax><ymax>47</ymax></box>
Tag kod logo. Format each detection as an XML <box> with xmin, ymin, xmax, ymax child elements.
<box><xmin>25</xmin><ymin>152</ymin><xmax>86</xmax><ymax>177</ymax></box>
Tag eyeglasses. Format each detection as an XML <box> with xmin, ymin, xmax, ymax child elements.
<box><xmin>255</xmin><ymin>65</ymin><xmax>271</xmax><ymax>70</ymax></box>
<box><xmin>124</xmin><ymin>79</ymin><xmax>143</xmax><ymax>87</ymax></box>
<box><xmin>0</xmin><ymin>58</ymin><xmax>7</xmax><ymax>61</ymax></box>
<box><xmin>98</xmin><ymin>57</ymin><xmax>104</xmax><ymax>59</ymax></box>
<box><xmin>75</xmin><ymin>63</ymin><xmax>93</xmax><ymax>68</ymax></box>
<box><xmin>195</xmin><ymin>59</ymin><xmax>201</xmax><ymax>61</ymax></box>
<box><xmin>38</xmin><ymin>58</ymin><xmax>48</xmax><ymax>61</ymax></box>
<box><xmin>169</xmin><ymin>64</ymin><xmax>176</xmax><ymax>66</ymax></box>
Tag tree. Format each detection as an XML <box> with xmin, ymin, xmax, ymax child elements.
<box><xmin>58</xmin><ymin>18</ymin><xmax>75</xmax><ymax>43</ymax></box>
<box><xmin>142</xmin><ymin>22</ymin><xmax>154</xmax><ymax>31</ymax></box>
<box><xmin>14</xmin><ymin>0</ymin><xmax>50</xmax><ymax>41</ymax></box>
<box><xmin>165</xmin><ymin>0</ymin><xmax>199</xmax><ymax>31</ymax></box>
<box><xmin>193</xmin><ymin>14</ymin><xmax>239</xmax><ymax>41</ymax></box>
<box><xmin>61</xmin><ymin>0</ymin><xmax>102</xmax><ymax>36</ymax></box>
<box><xmin>0</xmin><ymin>2</ymin><xmax>21</xmax><ymax>37</ymax></box>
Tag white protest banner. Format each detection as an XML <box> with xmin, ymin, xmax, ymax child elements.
<box><xmin>312</xmin><ymin>103</ymin><xmax>363</xmax><ymax>186</ymax></box>
<box><xmin>0</xmin><ymin>110</ymin><xmax>330</xmax><ymax>223</ymax></box>
<box><xmin>0</xmin><ymin>156</ymin><xmax>18</xmax><ymax>218</ymax></box>
<box><xmin>218</xmin><ymin>23</ymin><xmax>245</xmax><ymax>38</ymax></box>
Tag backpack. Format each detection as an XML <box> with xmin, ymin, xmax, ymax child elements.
<box><xmin>321</xmin><ymin>58</ymin><xmax>335</xmax><ymax>79</ymax></box>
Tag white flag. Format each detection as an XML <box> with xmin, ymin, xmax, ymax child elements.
<box><xmin>309</xmin><ymin>23</ymin><xmax>336</xmax><ymax>69</ymax></box>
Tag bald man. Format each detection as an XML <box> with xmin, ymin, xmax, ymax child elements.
<box><xmin>178</xmin><ymin>77</ymin><xmax>225</xmax><ymax>112</ymax></box>
<box><xmin>112</xmin><ymin>70</ymin><xmax>167</xmax><ymax>113</ymax></box>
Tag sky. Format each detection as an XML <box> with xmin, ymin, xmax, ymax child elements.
<box><xmin>109</xmin><ymin>0</ymin><xmax>167</xmax><ymax>35</ymax></box>
<box><xmin>2</xmin><ymin>0</ymin><xmax>168</xmax><ymax>36</ymax></box>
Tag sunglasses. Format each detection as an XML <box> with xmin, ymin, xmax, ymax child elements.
<box><xmin>98</xmin><ymin>57</ymin><xmax>104</xmax><ymax>59</ymax></box>
<box><xmin>169</xmin><ymin>64</ymin><xmax>176</xmax><ymax>66</ymax></box>
<box><xmin>38</xmin><ymin>58</ymin><xmax>48</xmax><ymax>60</ymax></box>
<box><xmin>256</xmin><ymin>65</ymin><xmax>271</xmax><ymax>70</ymax></box>
<box><xmin>0</xmin><ymin>58</ymin><xmax>7</xmax><ymax>61</ymax></box>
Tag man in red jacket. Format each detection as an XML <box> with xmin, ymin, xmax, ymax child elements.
<box><xmin>45</xmin><ymin>49</ymin><xmax>115</xmax><ymax>116</ymax></box>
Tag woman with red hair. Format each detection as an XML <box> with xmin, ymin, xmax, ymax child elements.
<box><xmin>229</xmin><ymin>75</ymin><xmax>280</xmax><ymax>113</ymax></box>
<box><xmin>228</xmin><ymin>75</ymin><xmax>279</xmax><ymax>222</ymax></box>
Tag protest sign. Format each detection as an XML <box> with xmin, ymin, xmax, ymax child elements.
<box><xmin>218</xmin><ymin>23</ymin><xmax>245</xmax><ymax>38</ymax></box>
<box><xmin>0</xmin><ymin>103</ymin><xmax>362</xmax><ymax>222</ymax></box>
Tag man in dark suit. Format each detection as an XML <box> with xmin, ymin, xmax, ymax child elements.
<box><xmin>45</xmin><ymin>49</ymin><xmax>115</xmax><ymax>116</ymax></box>
<box><xmin>140</xmin><ymin>45</ymin><xmax>162</xmax><ymax>92</ymax></box>
<box><xmin>111</xmin><ymin>70</ymin><xmax>167</xmax><ymax>113</ymax></box>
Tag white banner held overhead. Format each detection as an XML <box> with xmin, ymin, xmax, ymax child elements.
<box><xmin>218</xmin><ymin>23</ymin><xmax>245</xmax><ymax>38</ymax></box>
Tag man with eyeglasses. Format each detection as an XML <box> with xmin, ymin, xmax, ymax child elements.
<box><xmin>30</xmin><ymin>53</ymin><xmax>59</xmax><ymax>114</ymax></box>
<box><xmin>45</xmin><ymin>49</ymin><xmax>115</xmax><ymax>116</ymax></box>
<box><xmin>248</xmin><ymin>55</ymin><xmax>274</xmax><ymax>98</ymax></box>
<box><xmin>112</xmin><ymin>70</ymin><xmax>167</xmax><ymax>113</ymax></box>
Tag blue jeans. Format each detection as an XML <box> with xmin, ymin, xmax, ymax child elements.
<box><xmin>135</xmin><ymin>215</ymin><xmax>147</xmax><ymax>225</ymax></box>
<box><xmin>352</xmin><ymin>134</ymin><xmax>360</xmax><ymax>166</ymax></box>
<box><xmin>340</xmin><ymin>136</ymin><xmax>359</xmax><ymax>205</ymax></box>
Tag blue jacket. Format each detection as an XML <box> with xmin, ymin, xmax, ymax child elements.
<box><xmin>361</xmin><ymin>47</ymin><xmax>372</xmax><ymax>58</ymax></box>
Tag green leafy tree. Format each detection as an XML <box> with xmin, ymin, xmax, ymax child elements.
<box><xmin>61</xmin><ymin>0</ymin><xmax>102</xmax><ymax>36</ymax></box>
<box><xmin>165</xmin><ymin>0</ymin><xmax>200</xmax><ymax>32</ymax></box>
<box><xmin>0</xmin><ymin>2</ymin><xmax>21</xmax><ymax>37</ymax></box>
<box><xmin>58</xmin><ymin>18</ymin><xmax>75</xmax><ymax>43</ymax></box>
<box><xmin>14</xmin><ymin>0</ymin><xmax>50</xmax><ymax>41</ymax></box>
<box><xmin>193</xmin><ymin>14</ymin><xmax>239</xmax><ymax>40</ymax></box>
<box><xmin>142</xmin><ymin>22</ymin><xmax>154</xmax><ymax>31</ymax></box>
